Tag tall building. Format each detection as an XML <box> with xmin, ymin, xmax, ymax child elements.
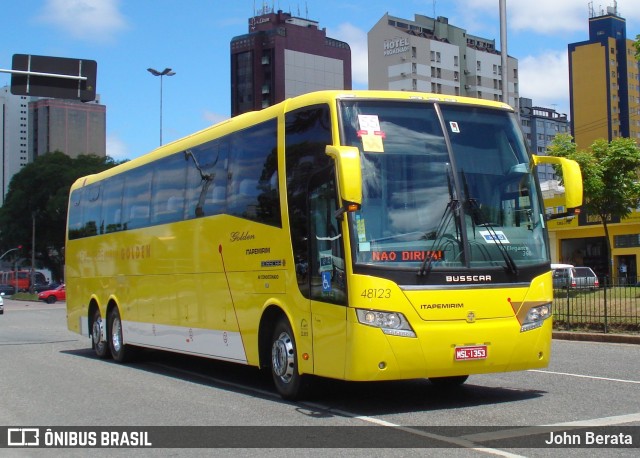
<box><xmin>230</xmin><ymin>7</ymin><xmax>351</xmax><ymax>116</ymax></box>
<box><xmin>519</xmin><ymin>97</ymin><xmax>570</xmax><ymax>182</ymax></box>
<box><xmin>368</xmin><ymin>14</ymin><xmax>519</xmax><ymax>109</ymax></box>
<box><xmin>568</xmin><ymin>3</ymin><xmax>640</xmax><ymax>148</ymax></box>
<box><xmin>30</xmin><ymin>98</ymin><xmax>106</xmax><ymax>159</ymax></box>
<box><xmin>0</xmin><ymin>86</ymin><xmax>35</xmax><ymax>205</ymax></box>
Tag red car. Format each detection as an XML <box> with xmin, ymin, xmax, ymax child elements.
<box><xmin>38</xmin><ymin>284</ymin><xmax>65</xmax><ymax>304</ymax></box>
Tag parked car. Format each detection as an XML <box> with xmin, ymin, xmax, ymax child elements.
<box><xmin>37</xmin><ymin>284</ymin><xmax>65</xmax><ymax>304</ymax></box>
<box><xmin>33</xmin><ymin>282</ymin><xmax>60</xmax><ymax>293</ymax></box>
<box><xmin>0</xmin><ymin>284</ymin><xmax>16</xmax><ymax>296</ymax></box>
<box><xmin>0</xmin><ymin>293</ymin><xmax>4</xmax><ymax>315</ymax></box>
<box><xmin>573</xmin><ymin>267</ymin><xmax>600</xmax><ymax>290</ymax></box>
<box><xmin>552</xmin><ymin>264</ymin><xmax>599</xmax><ymax>290</ymax></box>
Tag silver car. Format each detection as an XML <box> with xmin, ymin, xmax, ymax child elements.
<box><xmin>552</xmin><ymin>264</ymin><xmax>599</xmax><ymax>290</ymax></box>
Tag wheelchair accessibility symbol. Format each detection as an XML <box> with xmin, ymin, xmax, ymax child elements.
<box><xmin>322</xmin><ymin>271</ymin><xmax>332</xmax><ymax>292</ymax></box>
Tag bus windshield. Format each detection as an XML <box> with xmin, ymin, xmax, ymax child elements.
<box><xmin>340</xmin><ymin>100</ymin><xmax>548</xmax><ymax>272</ymax></box>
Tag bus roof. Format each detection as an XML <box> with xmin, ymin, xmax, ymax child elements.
<box><xmin>70</xmin><ymin>90</ymin><xmax>514</xmax><ymax>191</ymax></box>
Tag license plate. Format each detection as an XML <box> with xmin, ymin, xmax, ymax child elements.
<box><xmin>455</xmin><ymin>345</ymin><xmax>487</xmax><ymax>361</ymax></box>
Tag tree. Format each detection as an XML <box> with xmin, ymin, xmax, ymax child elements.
<box><xmin>547</xmin><ymin>133</ymin><xmax>640</xmax><ymax>277</ymax></box>
<box><xmin>634</xmin><ymin>34</ymin><xmax>640</xmax><ymax>60</ymax></box>
<box><xmin>0</xmin><ymin>152</ymin><xmax>121</xmax><ymax>281</ymax></box>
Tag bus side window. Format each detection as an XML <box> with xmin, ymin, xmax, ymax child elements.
<box><xmin>122</xmin><ymin>166</ymin><xmax>152</xmax><ymax>230</ymax></box>
<box><xmin>68</xmin><ymin>189</ymin><xmax>83</xmax><ymax>239</ymax></box>
<box><xmin>102</xmin><ymin>176</ymin><xmax>124</xmax><ymax>233</ymax></box>
<box><xmin>151</xmin><ymin>153</ymin><xmax>187</xmax><ymax>224</ymax></box>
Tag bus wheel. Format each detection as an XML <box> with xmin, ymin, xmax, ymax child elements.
<box><xmin>108</xmin><ymin>307</ymin><xmax>131</xmax><ymax>363</ymax></box>
<box><xmin>271</xmin><ymin>318</ymin><xmax>305</xmax><ymax>400</ymax></box>
<box><xmin>92</xmin><ymin>308</ymin><xmax>110</xmax><ymax>359</ymax></box>
<box><xmin>428</xmin><ymin>375</ymin><xmax>469</xmax><ymax>387</ymax></box>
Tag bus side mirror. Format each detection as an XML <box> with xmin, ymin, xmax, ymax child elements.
<box><xmin>325</xmin><ymin>145</ymin><xmax>362</xmax><ymax>215</ymax></box>
<box><xmin>532</xmin><ymin>155</ymin><xmax>583</xmax><ymax>209</ymax></box>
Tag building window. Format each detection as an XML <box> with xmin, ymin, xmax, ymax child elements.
<box><xmin>476</xmin><ymin>60</ymin><xmax>481</xmax><ymax>71</ymax></box>
<box><xmin>411</xmin><ymin>46</ymin><xmax>417</xmax><ymax>58</ymax></box>
<box><xmin>454</xmin><ymin>71</ymin><xmax>459</xmax><ymax>81</ymax></box>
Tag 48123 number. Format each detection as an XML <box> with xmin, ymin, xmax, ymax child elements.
<box><xmin>360</xmin><ymin>288</ymin><xmax>391</xmax><ymax>299</ymax></box>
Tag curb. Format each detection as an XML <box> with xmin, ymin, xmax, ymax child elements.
<box><xmin>553</xmin><ymin>331</ymin><xmax>640</xmax><ymax>345</ymax></box>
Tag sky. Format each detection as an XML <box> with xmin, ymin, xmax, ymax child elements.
<box><xmin>1</xmin><ymin>0</ymin><xmax>639</xmax><ymax>161</ymax></box>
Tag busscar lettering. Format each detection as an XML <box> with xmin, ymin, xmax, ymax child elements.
<box><xmin>445</xmin><ymin>275</ymin><xmax>492</xmax><ymax>283</ymax></box>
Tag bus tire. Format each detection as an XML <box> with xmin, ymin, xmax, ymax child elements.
<box><xmin>428</xmin><ymin>375</ymin><xmax>469</xmax><ymax>387</ymax></box>
<box><xmin>108</xmin><ymin>307</ymin><xmax>132</xmax><ymax>363</ymax></box>
<box><xmin>92</xmin><ymin>308</ymin><xmax>110</xmax><ymax>359</ymax></box>
<box><xmin>270</xmin><ymin>317</ymin><xmax>306</xmax><ymax>400</ymax></box>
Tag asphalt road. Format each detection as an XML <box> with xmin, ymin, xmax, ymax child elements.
<box><xmin>0</xmin><ymin>299</ymin><xmax>638</xmax><ymax>457</ymax></box>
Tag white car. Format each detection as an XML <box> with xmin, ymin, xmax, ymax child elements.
<box><xmin>0</xmin><ymin>293</ymin><xmax>4</xmax><ymax>315</ymax></box>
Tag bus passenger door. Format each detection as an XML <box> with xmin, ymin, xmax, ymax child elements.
<box><xmin>308</xmin><ymin>171</ymin><xmax>347</xmax><ymax>379</ymax></box>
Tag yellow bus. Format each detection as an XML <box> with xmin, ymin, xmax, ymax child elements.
<box><xmin>66</xmin><ymin>90</ymin><xmax>582</xmax><ymax>400</ymax></box>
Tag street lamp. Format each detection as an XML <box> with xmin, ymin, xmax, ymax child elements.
<box><xmin>0</xmin><ymin>246</ymin><xmax>21</xmax><ymax>261</ymax></box>
<box><xmin>147</xmin><ymin>67</ymin><xmax>176</xmax><ymax>146</ymax></box>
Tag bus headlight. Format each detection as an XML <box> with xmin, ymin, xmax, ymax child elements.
<box><xmin>520</xmin><ymin>303</ymin><xmax>552</xmax><ymax>332</ymax></box>
<box><xmin>356</xmin><ymin>309</ymin><xmax>416</xmax><ymax>338</ymax></box>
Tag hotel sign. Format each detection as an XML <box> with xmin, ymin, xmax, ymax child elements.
<box><xmin>383</xmin><ymin>37</ymin><xmax>410</xmax><ymax>56</ymax></box>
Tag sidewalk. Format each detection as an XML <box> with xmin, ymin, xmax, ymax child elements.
<box><xmin>553</xmin><ymin>330</ymin><xmax>640</xmax><ymax>345</ymax></box>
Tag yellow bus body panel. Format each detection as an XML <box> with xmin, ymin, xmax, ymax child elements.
<box><xmin>66</xmin><ymin>90</ymin><xmax>554</xmax><ymax>385</ymax></box>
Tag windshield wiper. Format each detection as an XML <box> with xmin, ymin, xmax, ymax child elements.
<box><xmin>418</xmin><ymin>170</ymin><xmax>461</xmax><ymax>277</ymax></box>
<box><xmin>459</xmin><ymin>171</ymin><xmax>517</xmax><ymax>276</ymax></box>
<box><xmin>417</xmin><ymin>199</ymin><xmax>460</xmax><ymax>277</ymax></box>
<box><xmin>465</xmin><ymin>196</ymin><xmax>518</xmax><ymax>276</ymax></box>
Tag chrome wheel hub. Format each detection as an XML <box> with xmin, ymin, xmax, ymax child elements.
<box><xmin>271</xmin><ymin>331</ymin><xmax>294</xmax><ymax>384</ymax></box>
<box><xmin>92</xmin><ymin>317</ymin><xmax>103</xmax><ymax>345</ymax></box>
<box><xmin>111</xmin><ymin>316</ymin><xmax>122</xmax><ymax>353</ymax></box>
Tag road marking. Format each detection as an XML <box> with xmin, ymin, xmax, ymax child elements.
<box><xmin>152</xmin><ymin>362</ymin><xmax>525</xmax><ymax>456</ymax></box>
<box><xmin>150</xmin><ymin>362</ymin><xmax>639</xmax><ymax>456</ymax></box>
<box><xmin>529</xmin><ymin>369</ymin><xmax>640</xmax><ymax>384</ymax></box>
<box><xmin>545</xmin><ymin>412</ymin><xmax>640</xmax><ymax>427</ymax></box>
<box><xmin>301</xmin><ymin>403</ymin><xmax>527</xmax><ymax>457</ymax></box>
<box><xmin>460</xmin><ymin>412</ymin><xmax>640</xmax><ymax>443</ymax></box>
